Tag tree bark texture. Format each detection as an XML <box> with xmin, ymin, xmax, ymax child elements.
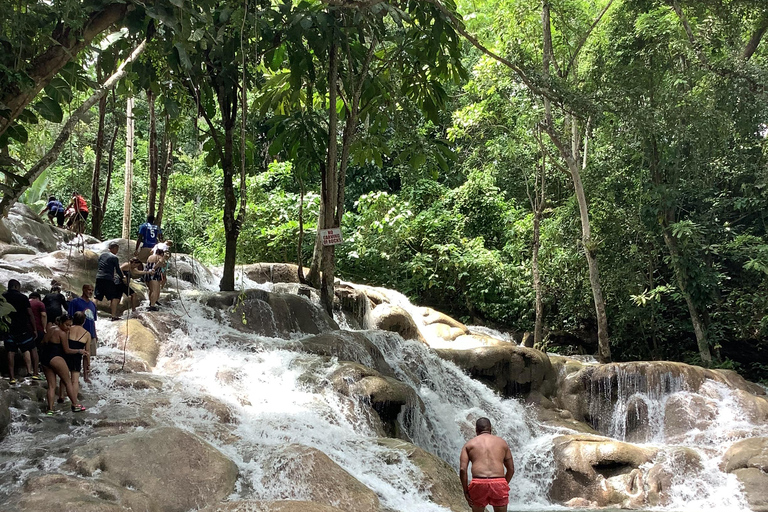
<box><xmin>102</xmin><ymin>124</ymin><xmax>119</xmax><ymax>226</ymax></box>
<box><xmin>147</xmin><ymin>89</ymin><xmax>158</xmax><ymax>218</ymax></box>
<box><xmin>319</xmin><ymin>42</ymin><xmax>340</xmax><ymax>316</ymax></box>
<box><xmin>0</xmin><ymin>41</ymin><xmax>146</xmax><ymax>217</ymax></box>
<box><xmin>661</xmin><ymin>217</ymin><xmax>712</xmax><ymax>367</ymax></box>
<box><xmin>0</xmin><ymin>3</ymin><xmax>129</xmax><ymax>139</ymax></box>
<box><xmin>156</xmin><ymin>137</ymin><xmax>173</xmax><ymax>227</ymax></box>
<box><xmin>218</xmin><ymin>86</ymin><xmax>239</xmax><ymax>292</ymax></box>
<box><xmin>122</xmin><ymin>96</ymin><xmax>134</xmax><ymax>239</ymax></box>
<box><xmin>90</xmin><ymin>82</ymin><xmax>107</xmax><ymax>238</ymax></box>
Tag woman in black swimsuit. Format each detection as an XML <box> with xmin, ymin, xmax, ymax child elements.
<box><xmin>40</xmin><ymin>314</ymin><xmax>85</xmax><ymax>414</ymax></box>
<box><xmin>61</xmin><ymin>311</ymin><xmax>91</xmax><ymax>403</ymax></box>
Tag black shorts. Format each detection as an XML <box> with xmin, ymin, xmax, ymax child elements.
<box><xmin>5</xmin><ymin>334</ymin><xmax>35</xmax><ymax>353</ymax></box>
<box><xmin>95</xmin><ymin>278</ymin><xmax>121</xmax><ymax>301</ymax></box>
<box><xmin>117</xmin><ymin>282</ymin><xmax>135</xmax><ymax>296</ymax></box>
<box><xmin>47</xmin><ymin>211</ymin><xmax>65</xmax><ymax>226</ymax></box>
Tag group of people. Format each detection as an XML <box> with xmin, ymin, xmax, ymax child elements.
<box><xmin>39</xmin><ymin>192</ymin><xmax>89</xmax><ymax>233</ymax></box>
<box><xmin>3</xmin><ymin>280</ymin><xmax>95</xmax><ymax>414</ymax></box>
<box><xmin>94</xmin><ymin>214</ymin><xmax>172</xmax><ymax>318</ymax></box>
<box><xmin>1</xmin><ymin>210</ymin><xmax>172</xmax><ymax>415</ymax></box>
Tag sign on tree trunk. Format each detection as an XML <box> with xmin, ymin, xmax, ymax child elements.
<box><xmin>320</xmin><ymin>228</ymin><xmax>343</xmax><ymax>246</ymax></box>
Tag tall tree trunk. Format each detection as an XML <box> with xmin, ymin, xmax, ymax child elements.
<box><xmin>319</xmin><ymin>42</ymin><xmax>340</xmax><ymax>315</ymax></box>
<box><xmin>220</xmin><ymin>122</ymin><xmax>238</xmax><ymax>291</ymax></box>
<box><xmin>90</xmin><ymin>73</ymin><xmax>106</xmax><ymax>238</ymax></box>
<box><xmin>306</xmin><ymin>206</ymin><xmax>324</xmax><ymax>288</ymax></box>
<box><xmin>569</xmin><ymin>153</ymin><xmax>610</xmax><ymax>362</ymax></box>
<box><xmin>297</xmin><ymin>174</ymin><xmax>308</xmax><ymax>284</ymax></box>
<box><xmin>122</xmin><ymin>96</ymin><xmax>134</xmax><ymax>239</ymax></box>
<box><xmin>102</xmin><ymin>124</ymin><xmax>119</xmax><ymax>218</ymax></box>
<box><xmin>661</xmin><ymin>214</ymin><xmax>712</xmax><ymax>367</ymax></box>
<box><xmin>156</xmin><ymin>137</ymin><xmax>172</xmax><ymax>227</ymax></box>
<box><xmin>147</xmin><ymin>88</ymin><xmax>158</xmax><ymax>218</ymax></box>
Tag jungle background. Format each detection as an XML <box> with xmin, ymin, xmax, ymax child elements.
<box><xmin>3</xmin><ymin>0</ymin><xmax>768</xmax><ymax>380</ymax></box>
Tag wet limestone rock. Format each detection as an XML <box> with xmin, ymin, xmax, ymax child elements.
<box><xmin>330</xmin><ymin>361</ymin><xmax>421</xmax><ymax>438</ymax></box>
<box><xmin>0</xmin><ymin>381</ymin><xmax>11</xmax><ymax>441</ymax></box>
<box><xmin>64</xmin><ymin>426</ymin><xmax>238</xmax><ymax>512</ymax></box>
<box><xmin>419</xmin><ymin>307</ymin><xmax>469</xmax><ymax>342</ymax></box>
<box><xmin>205</xmin><ymin>288</ymin><xmax>338</xmax><ymax>338</ymax></box>
<box><xmin>722</xmin><ymin>437</ymin><xmax>768</xmax><ymax>511</ymax></box>
<box><xmin>202</xmin><ymin>501</ymin><xmax>344</xmax><ymax>512</ymax></box>
<box><xmin>370</xmin><ymin>303</ymin><xmax>421</xmax><ymax>341</ymax></box>
<box><xmin>298</xmin><ymin>330</ymin><xmax>394</xmax><ymax>377</ymax></box>
<box><xmin>260</xmin><ymin>444</ymin><xmax>379</xmax><ymax>512</ymax></box>
<box><xmin>335</xmin><ymin>285</ymin><xmax>371</xmax><ymax>329</ymax></box>
<box><xmin>243</xmin><ymin>263</ymin><xmax>306</xmax><ymax>284</ymax></box>
<box><xmin>549</xmin><ymin>434</ymin><xmax>659</xmax><ymax>508</ymax></box>
<box><xmin>663</xmin><ymin>394</ymin><xmax>718</xmax><ymax>441</ymax></box>
<box><xmin>436</xmin><ymin>345</ymin><xmax>556</xmax><ymax>399</ymax></box>
<box><xmin>0</xmin><ymin>473</ymin><xmax>158</xmax><ymax>512</ymax></box>
<box><xmin>377</xmin><ymin>438</ymin><xmax>469</xmax><ymax>512</ymax></box>
<box><xmin>118</xmin><ymin>319</ymin><xmax>159</xmax><ymax>368</ymax></box>
<box><xmin>646</xmin><ymin>447</ymin><xmax>703</xmax><ymax>507</ymax></box>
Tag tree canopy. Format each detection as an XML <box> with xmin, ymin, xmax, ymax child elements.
<box><xmin>3</xmin><ymin>0</ymin><xmax>768</xmax><ymax>379</ymax></box>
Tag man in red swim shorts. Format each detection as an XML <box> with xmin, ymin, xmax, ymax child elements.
<box><xmin>459</xmin><ymin>417</ymin><xmax>515</xmax><ymax>512</ymax></box>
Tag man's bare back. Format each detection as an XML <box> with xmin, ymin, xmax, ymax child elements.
<box><xmin>459</xmin><ymin>418</ymin><xmax>514</xmax><ymax>512</ymax></box>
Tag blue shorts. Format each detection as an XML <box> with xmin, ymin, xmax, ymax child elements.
<box><xmin>5</xmin><ymin>335</ymin><xmax>36</xmax><ymax>353</ymax></box>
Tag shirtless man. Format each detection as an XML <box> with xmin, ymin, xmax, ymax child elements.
<box><xmin>459</xmin><ymin>418</ymin><xmax>515</xmax><ymax>512</ymax></box>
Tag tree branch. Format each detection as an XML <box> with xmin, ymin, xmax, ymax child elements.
<box><xmin>0</xmin><ymin>40</ymin><xmax>147</xmax><ymax>216</ymax></box>
<box><xmin>0</xmin><ymin>3</ymin><xmax>130</xmax><ymax>139</ymax></box>
<box><xmin>564</xmin><ymin>0</ymin><xmax>615</xmax><ymax>79</ymax></box>
<box><xmin>743</xmin><ymin>15</ymin><xmax>768</xmax><ymax>61</ymax></box>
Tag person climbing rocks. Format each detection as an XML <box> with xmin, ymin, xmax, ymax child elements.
<box><xmin>135</xmin><ymin>215</ymin><xmax>163</xmax><ymax>263</ymax></box>
<box><xmin>68</xmin><ymin>284</ymin><xmax>98</xmax><ymax>361</ymax></box>
<box><xmin>143</xmin><ymin>248</ymin><xmax>165</xmax><ymax>311</ymax></box>
<box><xmin>153</xmin><ymin>240</ymin><xmax>173</xmax><ymax>296</ymax></box>
<box><xmin>66</xmin><ymin>191</ymin><xmax>89</xmax><ymax>233</ymax></box>
<box><xmin>43</xmin><ymin>282</ymin><xmax>68</xmax><ymax>330</ymax></box>
<box><xmin>29</xmin><ymin>292</ymin><xmax>47</xmax><ymax>358</ymax></box>
<box><xmin>459</xmin><ymin>417</ymin><xmax>515</xmax><ymax>512</ymax></box>
<box><xmin>2</xmin><ymin>280</ymin><xmax>41</xmax><ymax>383</ymax></box>
<box><xmin>58</xmin><ymin>311</ymin><xmax>90</xmax><ymax>405</ymax></box>
<box><xmin>95</xmin><ymin>242</ymin><xmax>126</xmax><ymax>321</ymax></box>
<box><xmin>39</xmin><ymin>196</ymin><xmax>65</xmax><ymax>227</ymax></box>
<box><xmin>119</xmin><ymin>257</ymin><xmax>147</xmax><ymax>313</ymax></box>
<box><xmin>41</xmin><ymin>314</ymin><xmax>86</xmax><ymax>414</ymax></box>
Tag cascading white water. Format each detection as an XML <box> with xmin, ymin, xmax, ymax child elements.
<box><xmin>91</xmin><ymin>298</ymin><xmax>561</xmax><ymax>511</ymax></box>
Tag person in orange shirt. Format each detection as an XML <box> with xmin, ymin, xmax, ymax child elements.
<box><xmin>66</xmin><ymin>191</ymin><xmax>89</xmax><ymax>233</ymax></box>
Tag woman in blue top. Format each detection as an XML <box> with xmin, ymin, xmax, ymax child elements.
<box><xmin>39</xmin><ymin>196</ymin><xmax>65</xmax><ymax>227</ymax></box>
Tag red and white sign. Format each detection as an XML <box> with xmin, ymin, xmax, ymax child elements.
<box><xmin>320</xmin><ymin>228</ymin><xmax>344</xmax><ymax>246</ymax></box>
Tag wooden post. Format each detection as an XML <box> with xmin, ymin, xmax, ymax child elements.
<box><xmin>122</xmin><ymin>97</ymin><xmax>134</xmax><ymax>239</ymax></box>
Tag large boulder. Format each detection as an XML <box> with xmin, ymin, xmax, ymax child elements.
<box><xmin>202</xmin><ymin>502</ymin><xmax>344</xmax><ymax>512</ymax></box>
<box><xmin>370</xmin><ymin>303</ymin><xmax>421</xmax><ymax>341</ymax></box>
<box><xmin>377</xmin><ymin>438</ymin><xmax>468</xmax><ymax>512</ymax></box>
<box><xmin>722</xmin><ymin>438</ymin><xmax>768</xmax><ymax>511</ymax></box>
<box><xmin>242</xmin><ymin>263</ymin><xmax>306</xmax><ymax>284</ymax></box>
<box><xmin>330</xmin><ymin>361</ymin><xmax>420</xmax><ymax>438</ymax></box>
<box><xmin>0</xmin><ymin>473</ymin><xmax>158</xmax><ymax>512</ymax></box>
<box><xmin>419</xmin><ymin>307</ymin><xmax>469</xmax><ymax>342</ymax></box>
<box><xmin>118</xmin><ymin>319</ymin><xmax>160</xmax><ymax>368</ymax></box>
<box><xmin>335</xmin><ymin>285</ymin><xmax>372</xmax><ymax>329</ymax></box>
<box><xmin>204</xmin><ymin>288</ymin><xmax>338</xmax><ymax>338</ymax></box>
<box><xmin>64</xmin><ymin>426</ymin><xmax>238</xmax><ymax>512</ymax></box>
<box><xmin>259</xmin><ymin>444</ymin><xmax>379</xmax><ymax>512</ymax></box>
<box><xmin>550</xmin><ymin>360</ymin><xmax>768</xmax><ymax>439</ymax></box>
<box><xmin>0</xmin><ymin>381</ymin><xmax>11</xmax><ymax>440</ymax></box>
<box><xmin>298</xmin><ymin>331</ymin><xmax>394</xmax><ymax>377</ymax></box>
<box><xmin>436</xmin><ymin>345</ymin><xmax>556</xmax><ymax>399</ymax></box>
<box><xmin>550</xmin><ymin>434</ymin><xmax>659</xmax><ymax>508</ymax></box>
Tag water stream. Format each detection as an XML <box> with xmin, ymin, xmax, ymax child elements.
<box><xmin>0</xmin><ymin>263</ymin><xmax>762</xmax><ymax>511</ymax></box>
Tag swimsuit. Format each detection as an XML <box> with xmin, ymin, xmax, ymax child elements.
<box><xmin>468</xmin><ymin>477</ymin><xmax>509</xmax><ymax>508</ymax></box>
<box><xmin>65</xmin><ymin>331</ymin><xmax>88</xmax><ymax>372</ymax></box>
<box><xmin>40</xmin><ymin>342</ymin><xmax>64</xmax><ymax>368</ymax></box>
<box><xmin>143</xmin><ymin>260</ymin><xmax>164</xmax><ymax>282</ymax></box>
